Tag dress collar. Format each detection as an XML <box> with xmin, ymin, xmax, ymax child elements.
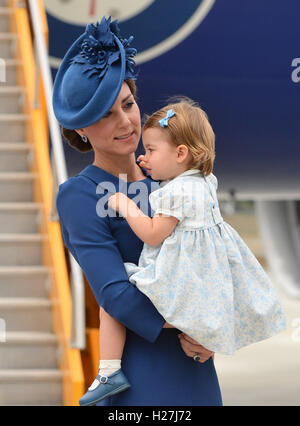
<box><xmin>176</xmin><ymin>169</ymin><xmax>202</xmax><ymax>178</ymax></box>
<box><xmin>78</xmin><ymin>162</ymin><xmax>153</xmax><ymax>185</ymax></box>
<box><xmin>161</xmin><ymin>169</ymin><xmax>202</xmax><ymax>187</ymax></box>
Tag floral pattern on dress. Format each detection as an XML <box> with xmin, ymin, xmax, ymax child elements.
<box><xmin>124</xmin><ymin>169</ymin><xmax>286</xmax><ymax>355</ymax></box>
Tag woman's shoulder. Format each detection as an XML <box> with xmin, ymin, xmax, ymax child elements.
<box><xmin>56</xmin><ymin>173</ymin><xmax>107</xmax><ymax>227</ymax></box>
<box><xmin>57</xmin><ymin>175</ymin><xmax>79</xmax><ymax>196</ymax></box>
<box><xmin>57</xmin><ymin>174</ymin><xmax>95</xmax><ymax>205</ymax></box>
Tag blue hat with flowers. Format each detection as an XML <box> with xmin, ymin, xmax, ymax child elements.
<box><xmin>52</xmin><ymin>17</ymin><xmax>137</xmax><ymax>129</ymax></box>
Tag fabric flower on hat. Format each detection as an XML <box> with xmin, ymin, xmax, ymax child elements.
<box><xmin>71</xmin><ymin>16</ymin><xmax>137</xmax><ymax>80</ymax></box>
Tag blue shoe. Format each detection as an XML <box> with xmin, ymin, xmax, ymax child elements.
<box><xmin>79</xmin><ymin>369</ymin><xmax>130</xmax><ymax>406</ymax></box>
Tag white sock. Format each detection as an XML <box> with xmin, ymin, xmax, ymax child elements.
<box><xmin>99</xmin><ymin>359</ymin><xmax>121</xmax><ymax>377</ymax></box>
<box><xmin>88</xmin><ymin>359</ymin><xmax>121</xmax><ymax>391</ymax></box>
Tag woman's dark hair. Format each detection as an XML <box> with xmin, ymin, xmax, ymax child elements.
<box><xmin>60</xmin><ymin>79</ymin><xmax>137</xmax><ymax>153</ymax></box>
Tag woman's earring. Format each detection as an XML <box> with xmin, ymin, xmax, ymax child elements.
<box><xmin>81</xmin><ymin>135</ymin><xmax>88</xmax><ymax>143</ymax></box>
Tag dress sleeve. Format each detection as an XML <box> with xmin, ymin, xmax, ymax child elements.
<box><xmin>149</xmin><ymin>181</ymin><xmax>194</xmax><ymax>221</ymax></box>
<box><xmin>207</xmin><ymin>173</ymin><xmax>218</xmax><ymax>191</ymax></box>
<box><xmin>56</xmin><ymin>177</ymin><xmax>165</xmax><ymax>343</ymax></box>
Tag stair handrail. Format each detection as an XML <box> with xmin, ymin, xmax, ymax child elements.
<box><xmin>27</xmin><ymin>0</ymin><xmax>86</xmax><ymax>350</ymax></box>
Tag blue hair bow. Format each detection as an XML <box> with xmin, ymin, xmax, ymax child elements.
<box><xmin>159</xmin><ymin>109</ymin><xmax>176</xmax><ymax>128</ymax></box>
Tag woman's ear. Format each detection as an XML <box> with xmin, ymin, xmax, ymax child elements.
<box><xmin>176</xmin><ymin>144</ymin><xmax>190</xmax><ymax>163</ymax></box>
<box><xmin>74</xmin><ymin>128</ymin><xmax>85</xmax><ymax>137</ymax></box>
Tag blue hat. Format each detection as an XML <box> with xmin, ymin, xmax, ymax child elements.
<box><xmin>52</xmin><ymin>17</ymin><xmax>137</xmax><ymax>129</ymax></box>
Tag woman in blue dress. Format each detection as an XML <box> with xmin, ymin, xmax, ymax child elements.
<box><xmin>53</xmin><ymin>17</ymin><xmax>222</xmax><ymax>406</ymax></box>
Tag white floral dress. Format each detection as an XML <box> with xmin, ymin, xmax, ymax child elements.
<box><xmin>124</xmin><ymin>169</ymin><xmax>286</xmax><ymax>355</ymax></box>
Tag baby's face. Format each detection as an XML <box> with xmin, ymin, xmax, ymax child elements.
<box><xmin>142</xmin><ymin>127</ymin><xmax>180</xmax><ymax>181</ymax></box>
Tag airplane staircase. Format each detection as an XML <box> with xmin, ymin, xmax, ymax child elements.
<box><xmin>0</xmin><ymin>0</ymin><xmax>84</xmax><ymax>405</ymax></box>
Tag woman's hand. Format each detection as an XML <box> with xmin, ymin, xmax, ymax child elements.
<box><xmin>163</xmin><ymin>322</ymin><xmax>175</xmax><ymax>328</ymax></box>
<box><xmin>108</xmin><ymin>192</ymin><xmax>131</xmax><ymax>216</ymax></box>
<box><xmin>178</xmin><ymin>333</ymin><xmax>215</xmax><ymax>363</ymax></box>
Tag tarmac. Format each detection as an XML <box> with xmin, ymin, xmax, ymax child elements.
<box><xmin>214</xmin><ymin>210</ymin><xmax>300</xmax><ymax>406</ymax></box>
<box><xmin>214</xmin><ymin>288</ymin><xmax>300</xmax><ymax>406</ymax></box>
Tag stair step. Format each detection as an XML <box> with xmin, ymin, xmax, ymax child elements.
<box><xmin>0</xmin><ymin>201</ymin><xmax>40</xmax><ymax>233</ymax></box>
<box><xmin>0</xmin><ymin>332</ymin><xmax>58</xmax><ymax>369</ymax></box>
<box><xmin>0</xmin><ymin>59</ymin><xmax>21</xmax><ymax>85</ymax></box>
<box><xmin>0</xmin><ymin>369</ymin><xmax>62</xmax><ymax>406</ymax></box>
<box><xmin>0</xmin><ymin>114</ymin><xmax>29</xmax><ymax>142</ymax></box>
<box><xmin>0</xmin><ymin>142</ymin><xmax>33</xmax><ymax>172</ymax></box>
<box><xmin>0</xmin><ymin>86</ymin><xmax>25</xmax><ymax>113</ymax></box>
<box><xmin>0</xmin><ymin>368</ymin><xmax>62</xmax><ymax>379</ymax></box>
<box><xmin>0</xmin><ymin>8</ymin><xmax>13</xmax><ymax>33</ymax></box>
<box><xmin>0</xmin><ymin>32</ymin><xmax>17</xmax><ymax>59</ymax></box>
<box><xmin>0</xmin><ymin>4</ymin><xmax>63</xmax><ymax>406</ymax></box>
<box><xmin>0</xmin><ymin>201</ymin><xmax>39</xmax><ymax>209</ymax></box>
<box><xmin>0</xmin><ymin>233</ymin><xmax>45</xmax><ymax>266</ymax></box>
<box><xmin>0</xmin><ymin>297</ymin><xmax>52</xmax><ymax>332</ymax></box>
<box><xmin>0</xmin><ymin>265</ymin><xmax>50</xmax><ymax>298</ymax></box>
<box><xmin>0</xmin><ymin>172</ymin><xmax>35</xmax><ymax>202</ymax></box>
<box><xmin>0</xmin><ymin>142</ymin><xmax>31</xmax><ymax>148</ymax></box>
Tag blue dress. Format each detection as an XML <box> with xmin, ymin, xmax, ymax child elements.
<box><xmin>56</xmin><ymin>164</ymin><xmax>222</xmax><ymax>406</ymax></box>
<box><xmin>125</xmin><ymin>169</ymin><xmax>286</xmax><ymax>355</ymax></box>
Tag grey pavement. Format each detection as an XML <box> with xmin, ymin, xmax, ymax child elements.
<box><xmin>214</xmin><ymin>287</ymin><xmax>300</xmax><ymax>406</ymax></box>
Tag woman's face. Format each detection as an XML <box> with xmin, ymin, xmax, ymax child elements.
<box><xmin>76</xmin><ymin>83</ymin><xmax>141</xmax><ymax>157</ymax></box>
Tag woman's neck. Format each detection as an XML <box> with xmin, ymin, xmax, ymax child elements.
<box><xmin>93</xmin><ymin>152</ymin><xmax>145</xmax><ymax>182</ymax></box>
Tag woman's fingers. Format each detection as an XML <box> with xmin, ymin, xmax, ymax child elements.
<box><xmin>163</xmin><ymin>322</ymin><xmax>175</xmax><ymax>328</ymax></box>
<box><xmin>178</xmin><ymin>335</ymin><xmax>198</xmax><ymax>358</ymax></box>
<box><xmin>180</xmin><ymin>333</ymin><xmax>199</xmax><ymax>345</ymax></box>
<box><xmin>178</xmin><ymin>333</ymin><xmax>214</xmax><ymax>363</ymax></box>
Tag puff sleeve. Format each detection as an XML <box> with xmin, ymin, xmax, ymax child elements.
<box><xmin>149</xmin><ymin>181</ymin><xmax>195</xmax><ymax>221</ymax></box>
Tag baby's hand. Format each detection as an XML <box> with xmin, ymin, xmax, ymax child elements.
<box><xmin>108</xmin><ymin>192</ymin><xmax>130</xmax><ymax>215</ymax></box>
<box><xmin>137</xmin><ymin>154</ymin><xmax>147</xmax><ymax>169</ymax></box>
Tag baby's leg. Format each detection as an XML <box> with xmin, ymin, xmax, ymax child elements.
<box><xmin>98</xmin><ymin>307</ymin><xmax>126</xmax><ymax>376</ymax></box>
<box><xmin>79</xmin><ymin>308</ymin><xmax>129</xmax><ymax>405</ymax></box>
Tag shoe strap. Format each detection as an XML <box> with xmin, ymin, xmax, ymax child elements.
<box><xmin>99</xmin><ymin>375</ymin><xmax>108</xmax><ymax>384</ymax></box>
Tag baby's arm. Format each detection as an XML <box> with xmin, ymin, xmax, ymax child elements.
<box><xmin>108</xmin><ymin>193</ymin><xmax>178</xmax><ymax>246</ymax></box>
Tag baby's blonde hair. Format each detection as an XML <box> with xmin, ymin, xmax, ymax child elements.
<box><xmin>143</xmin><ymin>97</ymin><xmax>215</xmax><ymax>176</ymax></box>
